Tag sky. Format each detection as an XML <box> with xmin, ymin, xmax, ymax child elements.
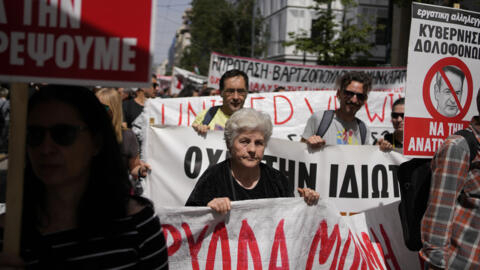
<box><xmin>153</xmin><ymin>0</ymin><xmax>192</xmax><ymax>66</ymax></box>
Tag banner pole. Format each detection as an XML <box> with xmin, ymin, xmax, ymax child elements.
<box><xmin>3</xmin><ymin>83</ymin><xmax>28</xmax><ymax>254</ymax></box>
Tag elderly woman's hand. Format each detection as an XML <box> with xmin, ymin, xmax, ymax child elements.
<box><xmin>207</xmin><ymin>197</ymin><xmax>231</xmax><ymax>214</ymax></box>
<box><xmin>297</xmin><ymin>188</ymin><xmax>320</xmax><ymax>206</ymax></box>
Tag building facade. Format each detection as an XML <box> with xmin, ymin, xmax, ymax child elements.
<box><xmin>258</xmin><ymin>0</ymin><xmax>391</xmax><ymax>65</ymax></box>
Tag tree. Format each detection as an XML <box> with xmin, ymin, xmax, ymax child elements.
<box><xmin>180</xmin><ymin>0</ymin><xmax>266</xmax><ymax>75</ymax></box>
<box><xmin>284</xmin><ymin>0</ymin><xmax>377</xmax><ymax>66</ymax></box>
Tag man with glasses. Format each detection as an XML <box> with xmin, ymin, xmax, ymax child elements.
<box><xmin>192</xmin><ymin>69</ymin><xmax>248</xmax><ymax>135</ymax></box>
<box><xmin>301</xmin><ymin>71</ymin><xmax>372</xmax><ymax>146</ymax></box>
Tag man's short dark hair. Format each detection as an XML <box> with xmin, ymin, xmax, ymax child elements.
<box><xmin>393</xmin><ymin>97</ymin><xmax>405</xmax><ymax>109</ymax></box>
<box><xmin>0</xmin><ymin>87</ymin><xmax>8</xmax><ymax>98</ymax></box>
<box><xmin>219</xmin><ymin>69</ymin><xmax>249</xmax><ymax>92</ymax></box>
<box><xmin>337</xmin><ymin>71</ymin><xmax>372</xmax><ymax>95</ymax></box>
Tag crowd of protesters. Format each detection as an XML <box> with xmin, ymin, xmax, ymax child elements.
<box><xmin>0</xmin><ymin>69</ymin><xmax>412</xmax><ymax>268</ymax></box>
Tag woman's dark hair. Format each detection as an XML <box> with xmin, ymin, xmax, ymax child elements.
<box><xmin>23</xmin><ymin>85</ymin><xmax>131</xmax><ymax>236</ymax></box>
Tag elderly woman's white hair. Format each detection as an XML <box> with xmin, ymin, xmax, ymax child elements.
<box><xmin>224</xmin><ymin>108</ymin><xmax>273</xmax><ymax>148</ymax></box>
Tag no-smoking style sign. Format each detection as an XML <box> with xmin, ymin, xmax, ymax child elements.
<box><xmin>422</xmin><ymin>57</ymin><xmax>473</xmax><ymax>122</ymax></box>
<box><xmin>405</xmin><ymin>3</ymin><xmax>480</xmax><ymax>157</ymax></box>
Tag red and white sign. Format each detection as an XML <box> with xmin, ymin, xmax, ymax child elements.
<box><xmin>143</xmin><ymin>91</ymin><xmax>404</xmax><ymax>141</ymax></box>
<box><xmin>0</xmin><ymin>0</ymin><xmax>155</xmax><ymax>87</ymax></box>
<box><xmin>208</xmin><ymin>52</ymin><xmax>407</xmax><ymax>93</ymax></box>
<box><xmin>159</xmin><ymin>198</ymin><xmax>420</xmax><ymax>269</ymax></box>
<box><xmin>404</xmin><ymin>3</ymin><xmax>480</xmax><ymax>157</ymax></box>
<box><xmin>171</xmin><ymin>66</ymin><xmax>207</xmax><ymax>95</ymax></box>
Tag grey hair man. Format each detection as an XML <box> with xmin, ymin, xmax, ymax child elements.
<box><xmin>433</xmin><ymin>65</ymin><xmax>465</xmax><ymax>117</ymax></box>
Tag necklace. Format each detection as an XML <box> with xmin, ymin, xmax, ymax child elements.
<box><xmin>231</xmin><ymin>169</ymin><xmax>260</xmax><ymax>190</ymax></box>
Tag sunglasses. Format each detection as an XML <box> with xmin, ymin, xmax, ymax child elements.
<box><xmin>342</xmin><ymin>90</ymin><xmax>367</xmax><ymax>102</ymax></box>
<box><xmin>27</xmin><ymin>124</ymin><xmax>88</xmax><ymax>147</ymax></box>
<box><xmin>223</xmin><ymin>88</ymin><xmax>247</xmax><ymax>96</ymax></box>
<box><xmin>391</xmin><ymin>112</ymin><xmax>404</xmax><ymax>119</ymax></box>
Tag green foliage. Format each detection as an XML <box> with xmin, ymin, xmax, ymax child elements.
<box><xmin>284</xmin><ymin>0</ymin><xmax>377</xmax><ymax>66</ymax></box>
<box><xmin>180</xmin><ymin>0</ymin><xmax>266</xmax><ymax>75</ymax></box>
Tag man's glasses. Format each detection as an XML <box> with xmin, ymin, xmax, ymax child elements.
<box><xmin>391</xmin><ymin>112</ymin><xmax>404</xmax><ymax>119</ymax></box>
<box><xmin>343</xmin><ymin>90</ymin><xmax>367</xmax><ymax>102</ymax></box>
<box><xmin>223</xmin><ymin>88</ymin><xmax>247</xmax><ymax>96</ymax></box>
<box><xmin>27</xmin><ymin>124</ymin><xmax>88</xmax><ymax>147</ymax></box>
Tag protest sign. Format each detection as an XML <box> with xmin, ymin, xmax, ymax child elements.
<box><xmin>171</xmin><ymin>66</ymin><xmax>208</xmax><ymax>95</ymax></box>
<box><xmin>404</xmin><ymin>3</ymin><xmax>480</xmax><ymax>157</ymax></box>
<box><xmin>143</xmin><ymin>126</ymin><xmax>408</xmax><ymax>215</ymax></box>
<box><xmin>0</xmin><ymin>0</ymin><xmax>155</xmax><ymax>87</ymax></box>
<box><xmin>143</xmin><ymin>91</ymin><xmax>404</xmax><ymax>142</ymax></box>
<box><xmin>0</xmin><ymin>0</ymin><xmax>155</xmax><ymax>254</ymax></box>
<box><xmin>208</xmin><ymin>52</ymin><xmax>406</xmax><ymax>92</ymax></box>
<box><xmin>159</xmin><ymin>198</ymin><xmax>421</xmax><ymax>269</ymax></box>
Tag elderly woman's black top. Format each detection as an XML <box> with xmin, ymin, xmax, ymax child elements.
<box><xmin>185</xmin><ymin>159</ymin><xmax>294</xmax><ymax>206</ymax></box>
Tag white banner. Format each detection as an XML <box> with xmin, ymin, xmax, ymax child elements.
<box><xmin>143</xmin><ymin>91</ymin><xmax>404</xmax><ymax>141</ymax></box>
<box><xmin>159</xmin><ymin>198</ymin><xmax>421</xmax><ymax>269</ymax></box>
<box><xmin>207</xmin><ymin>52</ymin><xmax>406</xmax><ymax>92</ymax></box>
<box><xmin>404</xmin><ymin>3</ymin><xmax>480</xmax><ymax>157</ymax></box>
<box><xmin>143</xmin><ymin>126</ymin><xmax>408</xmax><ymax>214</ymax></box>
<box><xmin>171</xmin><ymin>66</ymin><xmax>208</xmax><ymax>95</ymax></box>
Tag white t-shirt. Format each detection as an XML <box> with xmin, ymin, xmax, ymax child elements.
<box><xmin>301</xmin><ymin>110</ymin><xmax>371</xmax><ymax>145</ymax></box>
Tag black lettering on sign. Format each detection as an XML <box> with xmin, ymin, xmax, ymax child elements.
<box><xmin>372</xmin><ymin>165</ymin><xmax>388</xmax><ymax>198</ymax></box>
<box><xmin>329</xmin><ymin>164</ymin><xmax>338</xmax><ymax>197</ymax></box>
<box><xmin>279</xmin><ymin>158</ymin><xmax>296</xmax><ymax>194</ymax></box>
<box><xmin>206</xmin><ymin>148</ymin><xmax>223</xmax><ymax>168</ymax></box>
<box><xmin>262</xmin><ymin>155</ymin><xmax>277</xmax><ymax>168</ymax></box>
<box><xmin>339</xmin><ymin>165</ymin><xmax>359</xmax><ymax>198</ymax></box>
<box><xmin>272</xmin><ymin>65</ymin><xmax>281</xmax><ymax>80</ymax></box>
<box><xmin>184</xmin><ymin>146</ymin><xmax>202</xmax><ymax>179</ymax></box>
<box><xmin>389</xmin><ymin>165</ymin><xmax>400</xmax><ymax>197</ymax></box>
<box><xmin>298</xmin><ymin>162</ymin><xmax>317</xmax><ymax>189</ymax></box>
<box><xmin>362</xmin><ymin>165</ymin><xmax>369</xmax><ymax>198</ymax></box>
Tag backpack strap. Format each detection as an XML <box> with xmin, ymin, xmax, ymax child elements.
<box><xmin>355</xmin><ymin>118</ymin><xmax>367</xmax><ymax>145</ymax></box>
<box><xmin>202</xmin><ymin>106</ymin><xmax>221</xmax><ymax>126</ymax></box>
<box><xmin>315</xmin><ymin>110</ymin><xmax>335</xmax><ymax>138</ymax></box>
<box><xmin>315</xmin><ymin>110</ymin><xmax>367</xmax><ymax>144</ymax></box>
<box><xmin>455</xmin><ymin>129</ymin><xmax>480</xmax><ymax>164</ymax></box>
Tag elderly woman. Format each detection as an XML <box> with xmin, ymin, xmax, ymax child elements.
<box><xmin>0</xmin><ymin>86</ymin><xmax>167</xmax><ymax>269</ymax></box>
<box><xmin>185</xmin><ymin>108</ymin><xmax>319</xmax><ymax>214</ymax></box>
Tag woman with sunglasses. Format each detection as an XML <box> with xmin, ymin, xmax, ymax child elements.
<box><xmin>96</xmin><ymin>88</ymin><xmax>151</xmax><ymax>190</ymax></box>
<box><xmin>376</xmin><ymin>98</ymin><xmax>404</xmax><ymax>152</ymax></box>
<box><xmin>0</xmin><ymin>85</ymin><xmax>168</xmax><ymax>269</ymax></box>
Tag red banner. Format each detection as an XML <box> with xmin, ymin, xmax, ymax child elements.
<box><xmin>404</xmin><ymin>116</ymin><xmax>469</xmax><ymax>157</ymax></box>
<box><xmin>0</xmin><ymin>0</ymin><xmax>154</xmax><ymax>87</ymax></box>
